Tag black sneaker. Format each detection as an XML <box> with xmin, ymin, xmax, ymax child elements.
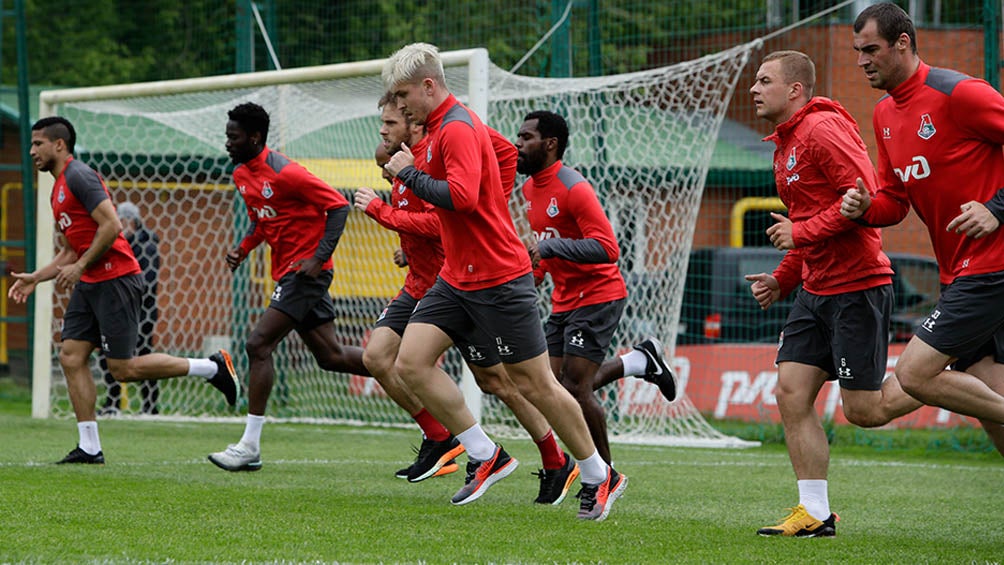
<box><xmin>533</xmin><ymin>451</ymin><xmax>580</xmax><ymax>505</ymax></box>
<box><xmin>407</xmin><ymin>435</ymin><xmax>466</xmax><ymax>482</ymax></box>
<box><xmin>633</xmin><ymin>337</ymin><xmax>678</xmax><ymax>402</ymax></box>
<box><xmin>395</xmin><ymin>465</ymin><xmax>411</xmax><ymax>479</ymax></box>
<box><xmin>56</xmin><ymin>445</ymin><xmax>105</xmax><ymax>465</ymax></box>
<box><xmin>208</xmin><ymin>349</ymin><xmax>241</xmax><ymax>407</ymax></box>
<box><xmin>450</xmin><ymin>445</ymin><xmax>519</xmax><ymax>505</ymax></box>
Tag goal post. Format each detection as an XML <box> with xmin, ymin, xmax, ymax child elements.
<box><xmin>32</xmin><ymin>48</ymin><xmax>492</xmax><ymax>420</ymax></box>
<box><xmin>32</xmin><ymin>44</ymin><xmax>760</xmax><ymax>448</ymax></box>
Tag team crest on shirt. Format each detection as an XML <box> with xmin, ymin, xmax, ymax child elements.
<box><xmin>426</xmin><ymin>145</ymin><xmax>433</xmax><ymax>163</ymax></box>
<box><xmin>882</xmin><ymin>127</ymin><xmax>892</xmax><ymax>140</ymax></box>
<box><xmin>546</xmin><ymin>197</ymin><xmax>559</xmax><ymax>218</ymax></box>
<box><xmin>238</xmin><ymin>184</ymin><xmax>246</xmax><ymax>194</ymax></box>
<box><xmin>917</xmin><ymin>114</ymin><xmax>936</xmax><ymax>140</ymax></box>
<box><xmin>262</xmin><ymin>181</ymin><xmax>274</xmax><ymax>199</ymax></box>
<box><xmin>786</xmin><ymin>147</ymin><xmax>797</xmax><ymax>171</ymax></box>
<box><xmin>57</xmin><ymin>188</ymin><xmax>65</xmax><ymax>203</ymax></box>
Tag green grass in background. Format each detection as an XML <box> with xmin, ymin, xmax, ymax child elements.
<box><xmin>0</xmin><ymin>380</ymin><xmax>1001</xmax><ymax>564</ymax></box>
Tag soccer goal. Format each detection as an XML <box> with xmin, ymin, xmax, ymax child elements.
<box><xmin>34</xmin><ymin>45</ymin><xmax>759</xmax><ymax>447</ymax></box>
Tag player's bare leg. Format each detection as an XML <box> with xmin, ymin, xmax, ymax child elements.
<box><xmin>55</xmin><ymin>339</ymin><xmax>104</xmax><ymax>463</ymax></box>
<box><xmin>553</xmin><ymin>355</ymin><xmax>611</xmax><ymax>463</ymax></box>
<box><xmin>299</xmin><ymin>322</ymin><xmax>370</xmax><ymax>377</ymax></box>
<box><xmin>362</xmin><ymin>327</ymin><xmax>423</xmax><ymax>413</ymax></box>
<box><xmin>897</xmin><ymin>338</ymin><xmax>1004</xmax><ymax>424</ymax></box>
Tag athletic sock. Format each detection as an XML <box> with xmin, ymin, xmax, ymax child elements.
<box><xmin>456</xmin><ymin>423</ymin><xmax>496</xmax><ymax>461</ymax></box>
<box><xmin>576</xmin><ymin>451</ymin><xmax>608</xmax><ymax>485</ymax></box>
<box><xmin>620</xmin><ymin>349</ymin><xmax>649</xmax><ymax>377</ymax></box>
<box><xmin>78</xmin><ymin>421</ymin><xmax>102</xmax><ymax>455</ymax></box>
<box><xmin>534</xmin><ymin>429</ymin><xmax>565</xmax><ymax>469</ymax></box>
<box><xmin>239</xmin><ymin>414</ymin><xmax>266</xmax><ymax>451</ymax></box>
<box><xmin>797</xmin><ymin>479</ymin><xmax>830</xmax><ymax>520</ymax></box>
<box><xmin>187</xmin><ymin>358</ymin><xmax>218</xmax><ymax>379</ymax></box>
<box><xmin>412</xmin><ymin>408</ymin><xmax>451</xmax><ymax>442</ymax></box>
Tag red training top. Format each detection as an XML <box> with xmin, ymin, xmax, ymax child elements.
<box><xmin>765</xmin><ymin>97</ymin><xmax>892</xmax><ymax>296</ymax></box>
<box><xmin>234</xmin><ymin>146</ymin><xmax>349</xmax><ymax>281</ymax></box>
<box><xmin>416</xmin><ymin>94</ymin><xmax>530</xmax><ymax>290</ymax></box>
<box><xmin>522</xmin><ymin>160</ymin><xmax>627</xmax><ymax>312</ymax></box>
<box><xmin>51</xmin><ymin>157</ymin><xmax>140</xmax><ymax>283</ymax></box>
<box><xmin>864</xmin><ymin>62</ymin><xmax>1004</xmax><ymax>284</ymax></box>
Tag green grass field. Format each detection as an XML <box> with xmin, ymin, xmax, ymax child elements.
<box><xmin>1</xmin><ymin>378</ymin><xmax>1001</xmax><ymax>564</ymax></box>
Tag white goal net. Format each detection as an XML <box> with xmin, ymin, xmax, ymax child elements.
<box><xmin>34</xmin><ymin>45</ymin><xmax>760</xmax><ymax>447</ymax></box>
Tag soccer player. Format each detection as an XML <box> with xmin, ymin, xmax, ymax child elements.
<box><xmin>515</xmin><ymin>110</ymin><xmax>677</xmax><ymax>465</ymax></box>
<box><xmin>744</xmin><ymin>50</ymin><xmax>928</xmax><ymax>538</ymax></box>
<box><xmin>382</xmin><ymin>42</ymin><xmax>625</xmax><ymax>520</ymax></box>
<box><xmin>357</xmin><ymin>98</ymin><xmax>578</xmax><ymax>505</ymax></box>
<box><xmin>13</xmin><ymin>117</ymin><xmax>240</xmax><ymax>464</ymax></box>
<box><xmin>208</xmin><ymin>102</ymin><xmax>371</xmax><ymax>472</ymax></box>
<box><xmin>841</xmin><ymin>3</ymin><xmax>1004</xmax><ymax>450</ymax></box>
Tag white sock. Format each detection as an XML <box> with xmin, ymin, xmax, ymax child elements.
<box><xmin>620</xmin><ymin>349</ymin><xmax>649</xmax><ymax>377</ymax></box>
<box><xmin>456</xmin><ymin>423</ymin><xmax>496</xmax><ymax>461</ymax></box>
<box><xmin>798</xmin><ymin>479</ymin><xmax>830</xmax><ymax>519</ymax></box>
<box><xmin>576</xmin><ymin>451</ymin><xmax>608</xmax><ymax>485</ymax></box>
<box><xmin>187</xmin><ymin>358</ymin><xmax>218</xmax><ymax>379</ymax></box>
<box><xmin>78</xmin><ymin>421</ymin><xmax>102</xmax><ymax>455</ymax></box>
<box><xmin>239</xmin><ymin>414</ymin><xmax>266</xmax><ymax>451</ymax></box>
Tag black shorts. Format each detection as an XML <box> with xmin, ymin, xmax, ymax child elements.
<box><xmin>375</xmin><ymin>290</ymin><xmax>418</xmax><ymax>337</ymax></box>
<box><xmin>545</xmin><ymin>299</ymin><xmax>625</xmax><ymax>364</ymax></box>
<box><xmin>776</xmin><ymin>285</ymin><xmax>892</xmax><ymax>391</ymax></box>
<box><xmin>918</xmin><ymin>271</ymin><xmax>1004</xmax><ymax>370</ymax></box>
<box><xmin>62</xmin><ymin>274</ymin><xmax>142</xmax><ymax>359</ymax></box>
<box><xmin>376</xmin><ymin>289</ymin><xmax>501</xmax><ymax>367</ymax></box>
<box><xmin>409</xmin><ymin>274</ymin><xmax>546</xmax><ymax>364</ymax></box>
<box><xmin>268</xmin><ymin>270</ymin><xmax>336</xmax><ymax>331</ymax></box>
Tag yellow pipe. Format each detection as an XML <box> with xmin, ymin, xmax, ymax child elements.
<box><xmin>729</xmin><ymin>197</ymin><xmax>786</xmax><ymax>248</ymax></box>
<box><xmin>0</xmin><ymin>182</ymin><xmax>27</xmax><ymax>369</ymax></box>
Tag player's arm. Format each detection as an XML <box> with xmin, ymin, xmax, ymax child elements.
<box><xmin>311</xmin><ymin>204</ymin><xmax>349</xmax><ymax>264</ymax></box>
<box><xmin>397</xmin><ymin>123</ymin><xmax>482</xmax><ymax>212</ymax></box>
<box><xmin>229</xmin><ymin>216</ymin><xmax>263</xmax><ymax>271</ymax></box>
<box><xmin>294</xmin><ymin>167</ymin><xmax>351</xmax><ymax>277</ymax></box>
<box><xmin>360</xmin><ymin>189</ymin><xmax>442</xmax><ymax>238</ymax></box>
<box><xmin>772</xmin><ymin>249</ymin><xmax>803</xmax><ymax>299</ymax></box>
<box><xmin>789</xmin><ymin>122</ymin><xmax>874</xmax><ymax>246</ymax></box>
<box><xmin>388</xmin><ymin>143</ymin><xmax>456</xmax><ymax>211</ymax></box>
<box><xmin>945</xmin><ymin>80</ymin><xmax>1004</xmax><ymax>237</ymax></box>
<box><xmin>55</xmin><ymin>172</ymin><xmax>123</xmax><ymax>288</ymax></box>
<box><xmin>847</xmin><ymin>117</ymin><xmax>911</xmax><ymax>226</ymax></box>
<box><xmin>8</xmin><ymin>234</ymin><xmax>77</xmax><ymax>303</ymax></box>
<box><xmin>537</xmin><ymin>184</ymin><xmax>619</xmax><ymax>264</ymax></box>
<box><xmin>744</xmin><ymin>248</ymin><xmax>801</xmax><ymax>310</ymax></box>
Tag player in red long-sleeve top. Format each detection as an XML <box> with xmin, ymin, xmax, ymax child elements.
<box><xmin>382</xmin><ymin>42</ymin><xmax>624</xmax><ymax>519</ymax></box>
<box><xmin>842</xmin><ymin>4</ymin><xmax>1004</xmax><ymax>451</ymax></box>
<box><xmin>356</xmin><ymin>96</ymin><xmax>581</xmax><ymax>504</ymax></box>
<box><xmin>11</xmin><ymin>117</ymin><xmax>240</xmax><ymax>465</ymax></box>
<box><xmin>208</xmin><ymin>103</ymin><xmax>372</xmax><ymax>473</ymax></box>
<box><xmin>744</xmin><ymin>51</ymin><xmax>926</xmax><ymax>538</ymax></box>
<box><xmin>516</xmin><ymin>110</ymin><xmax>678</xmax><ymax>469</ymax></box>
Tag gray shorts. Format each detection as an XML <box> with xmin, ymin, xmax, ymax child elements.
<box><xmin>409</xmin><ymin>274</ymin><xmax>546</xmax><ymax>364</ymax></box>
<box><xmin>776</xmin><ymin>285</ymin><xmax>892</xmax><ymax>391</ymax></box>
<box><xmin>62</xmin><ymin>274</ymin><xmax>142</xmax><ymax>359</ymax></box>
<box><xmin>269</xmin><ymin>270</ymin><xmax>336</xmax><ymax>331</ymax></box>
<box><xmin>375</xmin><ymin>290</ymin><xmax>418</xmax><ymax>337</ymax></box>
<box><xmin>545</xmin><ymin>299</ymin><xmax>625</xmax><ymax>364</ymax></box>
<box><xmin>919</xmin><ymin>271</ymin><xmax>1004</xmax><ymax>371</ymax></box>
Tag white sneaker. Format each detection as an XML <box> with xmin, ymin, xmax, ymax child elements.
<box><xmin>208</xmin><ymin>442</ymin><xmax>262</xmax><ymax>472</ymax></box>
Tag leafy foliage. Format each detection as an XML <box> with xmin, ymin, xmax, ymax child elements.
<box><xmin>3</xmin><ymin>0</ymin><xmax>985</xmax><ymax>87</ymax></box>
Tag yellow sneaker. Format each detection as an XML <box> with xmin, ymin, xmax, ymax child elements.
<box><xmin>757</xmin><ymin>504</ymin><xmax>838</xmax><ymax>537</ymax></box>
